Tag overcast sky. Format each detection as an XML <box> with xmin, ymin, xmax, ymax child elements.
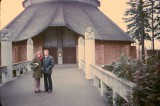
<box><xmin>1</xmin><ymin>0</ymin><xmax>128</xmax><ymax>31</ymax></box>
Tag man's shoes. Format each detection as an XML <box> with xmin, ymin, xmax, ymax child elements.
<box><xmin>48</xmin><ymin>90</ymin><xmax>52</xmax><ymax>93</ymax></box>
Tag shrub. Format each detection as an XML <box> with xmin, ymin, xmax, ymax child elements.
<box><xmin>103</xmin><ymin>56</ymin><xmax>160</xmax><ymax>105</ymax></box>
<box><xmin>103</xmin><ymin>56</ymin><xmax>137</xmax><ymax>81</ymax></box>
<box><xmin>104</xmin><ymin>86</ymin><xmax>113</xmax><ymax>106</ymax></box>
<box><xmin>133</xmin><ymin>56</ymin><xmax>160</xmax><ymax>105</ymax></box>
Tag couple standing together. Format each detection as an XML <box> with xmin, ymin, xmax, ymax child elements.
<box><xmin>31</xmin><ymin>49</ymin><xmax>54</xmax><ymax>93</ymax></box>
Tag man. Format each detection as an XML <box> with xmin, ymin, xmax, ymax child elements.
<box><xmin>42</xmin><ymin>49</ymin><xmax>54</xmax><ymax>93</ymax></box>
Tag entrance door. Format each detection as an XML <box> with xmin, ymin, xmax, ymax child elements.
<box><xmin>62</xmin><ymin>27</ymin><xmax>77</xmax><ymax>64</ymax></box>
<box><xmin>43</xmin><ymin>26</ymin><xmax>77</xmax><ymax>64</ymax></box>
<box><xmin>63</xmin><ymin>47</ymin><xmax>76</xmax><ymax>64</ymax></box>
<box><xmin>43</xmin><ymin>48</ymin><xmax>58</xmax><ymax>64</ymax></box>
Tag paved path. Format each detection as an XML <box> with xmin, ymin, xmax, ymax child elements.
<box><xmin>0</xmin><ymin>64</ymin><xmax>106</xmax><ymax>106</ymax></box>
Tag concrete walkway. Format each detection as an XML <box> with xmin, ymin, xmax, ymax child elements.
<box><xmin>0</xmin><ymin>64</ymin><xmax>106</xmax><ymax>106</ymax></box>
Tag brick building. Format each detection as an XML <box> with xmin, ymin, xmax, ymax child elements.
<box><xmin>0</xmin><ymin>0</ymin><xmax>136</xmax><ymax>79</ymax></box>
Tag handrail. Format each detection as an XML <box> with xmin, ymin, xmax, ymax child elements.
<box><xmin>0</xmin><ymin>66</ymin><xmax>7</xmax><ymax>73</ymax></box>
<box><xmin>13</xmin><ymin>61</ymin><xmax>31</xmax><ymax>70</ymax></box>
<box><xmin>13</xmin><ymin>61</ymin><xmax>31</xmax><ymax>77</ymax></box>
<box><xmin>90</xmin><ymin>64</ymin><xmax>136</xmax><ymax>101</ymax></box>
<box><xmin>0</xmin><ymin>61</ymin><xmax>31</xmax><ymax>84</ymax></box>
<box><xmin>13</xmin><ymin>61</ymin><xmax>30</xmax><ymax>66</ymax></box>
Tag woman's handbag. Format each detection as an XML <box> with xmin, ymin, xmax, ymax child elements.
<box><xmin>31</xmin><ymin>63</ymin><xmax>38</xmax><ymax>71</ymax></box>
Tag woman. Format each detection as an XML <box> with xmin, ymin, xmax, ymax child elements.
<box><xmin>31</xmin><ymin>51</ymin><xmax>43</xmax><ymax>93</ymax></box>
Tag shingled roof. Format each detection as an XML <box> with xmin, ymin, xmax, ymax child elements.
<box><xmin>1</xmin><ymin>1</ymin><xmax>134</xmax><ymax>42</ymax></box>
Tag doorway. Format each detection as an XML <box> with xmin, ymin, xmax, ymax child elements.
<box><xmin>43</xmin><ymin>26</ymin><xmax>77</xmax><ymax>64</ymax></box>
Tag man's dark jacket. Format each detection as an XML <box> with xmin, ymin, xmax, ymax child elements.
<box><xmin>42</xmin><ymin>55</ymin><xmax>54</xmax><ymax>74</ymax></box>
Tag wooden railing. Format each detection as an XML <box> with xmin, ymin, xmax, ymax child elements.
<box><xmin>90</xmin><ymin>64</ymin><xmax>136</xmax><ymax>102</ymax></box>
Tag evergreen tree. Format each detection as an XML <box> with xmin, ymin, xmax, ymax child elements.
<box><xmin>133</xmin><ymin>57</ymin><xmax>160</xmax><ymax>105</ymax></box>
<box><xmin>154</xmin><ymin>0</ymin><xmax>160</xmax><ymax>39</ymax></box>
<box><xmin>124</xmin><ymin>0</ymin><xmax>151</xmax><ymax>61</ymax></box>
<box><xmin>145</xmin><ymin>0</ymin><xmax>160</xmax><ymax>52</ymax></box>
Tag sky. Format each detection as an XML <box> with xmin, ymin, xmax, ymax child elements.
<box><xmin>0</xmin><ymin>0</ymin><xmax>128</xmax><ymax>31</ymax></box>
<box><xmin>1</xmin><ymin>0</ymin><xmax>159</xmax><ymax>49</ymax></box>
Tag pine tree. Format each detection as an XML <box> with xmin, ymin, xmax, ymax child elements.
<box><xmin>145</xmin><ymin>0</ymin><xmax>160</xmax><ymax>52</ymax></box>
<box><xmin>154</xmin><ymin>0</ymin><xmax>160</xmax><ymax>39</ymax></box>
<box><xmin>124</xmin><ymin>0</ymin><xmax>151</xmax><ymax>61</ymax></box>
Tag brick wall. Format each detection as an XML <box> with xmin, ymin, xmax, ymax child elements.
<box><xmin>95</xmin><ymin>40</ymin><xmax>137</xmax><ymax>65</ymax></box>
<box><xmin>12</xmin><ymin>33</ymin><xmax>44</xmax><ymax>63</ymax></box>
<box><xmin>32</xmin><ymin>33</ymin><xmax>44</xmax><ymax>55</ymax></box>
<box><xmin>130</xmin><ymin>46</ymin><xmax>137</xmax><ymax>59</ymax></box>
<box><xmin>95</xmin><ymin>41</ymin><xmax>105</xmax><ymax>65</ymax></box>
<box><xmin>12</xmin><ymin>40</ymin><xmax>27</xmax><ymax>63</ymax></box>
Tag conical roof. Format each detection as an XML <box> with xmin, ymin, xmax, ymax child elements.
<box><xmin>1</xmin><ymin>1</ymin><xmax>134</xmax><ymax>42</ymax></box>
<box><xmin>23</xmin><ymin>0</ymin><xmax>100</xmax><ymax>7</ymax></box>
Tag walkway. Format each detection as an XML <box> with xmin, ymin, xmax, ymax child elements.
<box><xmin>0</xmin><ymin>64</ymin><xmax>106</xmax><ymax>106</ymax></box>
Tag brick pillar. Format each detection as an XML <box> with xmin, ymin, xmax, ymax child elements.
<box><xmin>27</xmin><ymin>38</ymin><xmax>34</xmax><ymax>61</ymax></box>
<box><xmin>78</xmin><ymin>36</ymin><xmax>85</xmax><ymax>69</ymax></box>
<box><xmin>85</xmin><ymin>27</ymin><xmax>95</xmax><ymax>79</ymax></box>
<box><xmin>1</xmin><ymin>29</ymin><xmax>13</xmax><ymax>82</ymax></box>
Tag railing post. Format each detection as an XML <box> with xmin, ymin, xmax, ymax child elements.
<box><xmin>82</xmin><ymin>60</ymin><xmax>85</xmax><ymax>72</ymax></box>
<box><xmin>93</xmin><ymin>75</ymin><xmax>99</xmax><ymax>87</ymax></box>
<box><xmin>1</xmin><ymin>29</ymin><xmax>13</xmax><ymax>82</ymax></box>
<box><xmin>23</xmin><ymin>63</ymin><xmax>26</xmax><ymax>73</ymax></box>
<box><xmin>78</xmin><ymin>37</ymin><xmax>85</xmax><ymax>69</ymax></box>
<box><xmin>84</xmin><ymin>27</ymin><xmax>95</xmax><ymax>79</ymax></box>
<box><xmin>16</xmin><ymin>69</ymin><xmax>20</xmax><ymax>77</ymax></box>
<box><xmin>22</xmin><ymin>67</ymin><xmax>25</xmax><ymax>74</ymax></box>
<box><xmin>113</xmin><ymin>91</ymin><xmax>118</xmax><ymax>106</ymax></box>
<box><xmin>101</xmin><ymin>80</ymin><xmax>107</xmax><ymax>96</ymax></box>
